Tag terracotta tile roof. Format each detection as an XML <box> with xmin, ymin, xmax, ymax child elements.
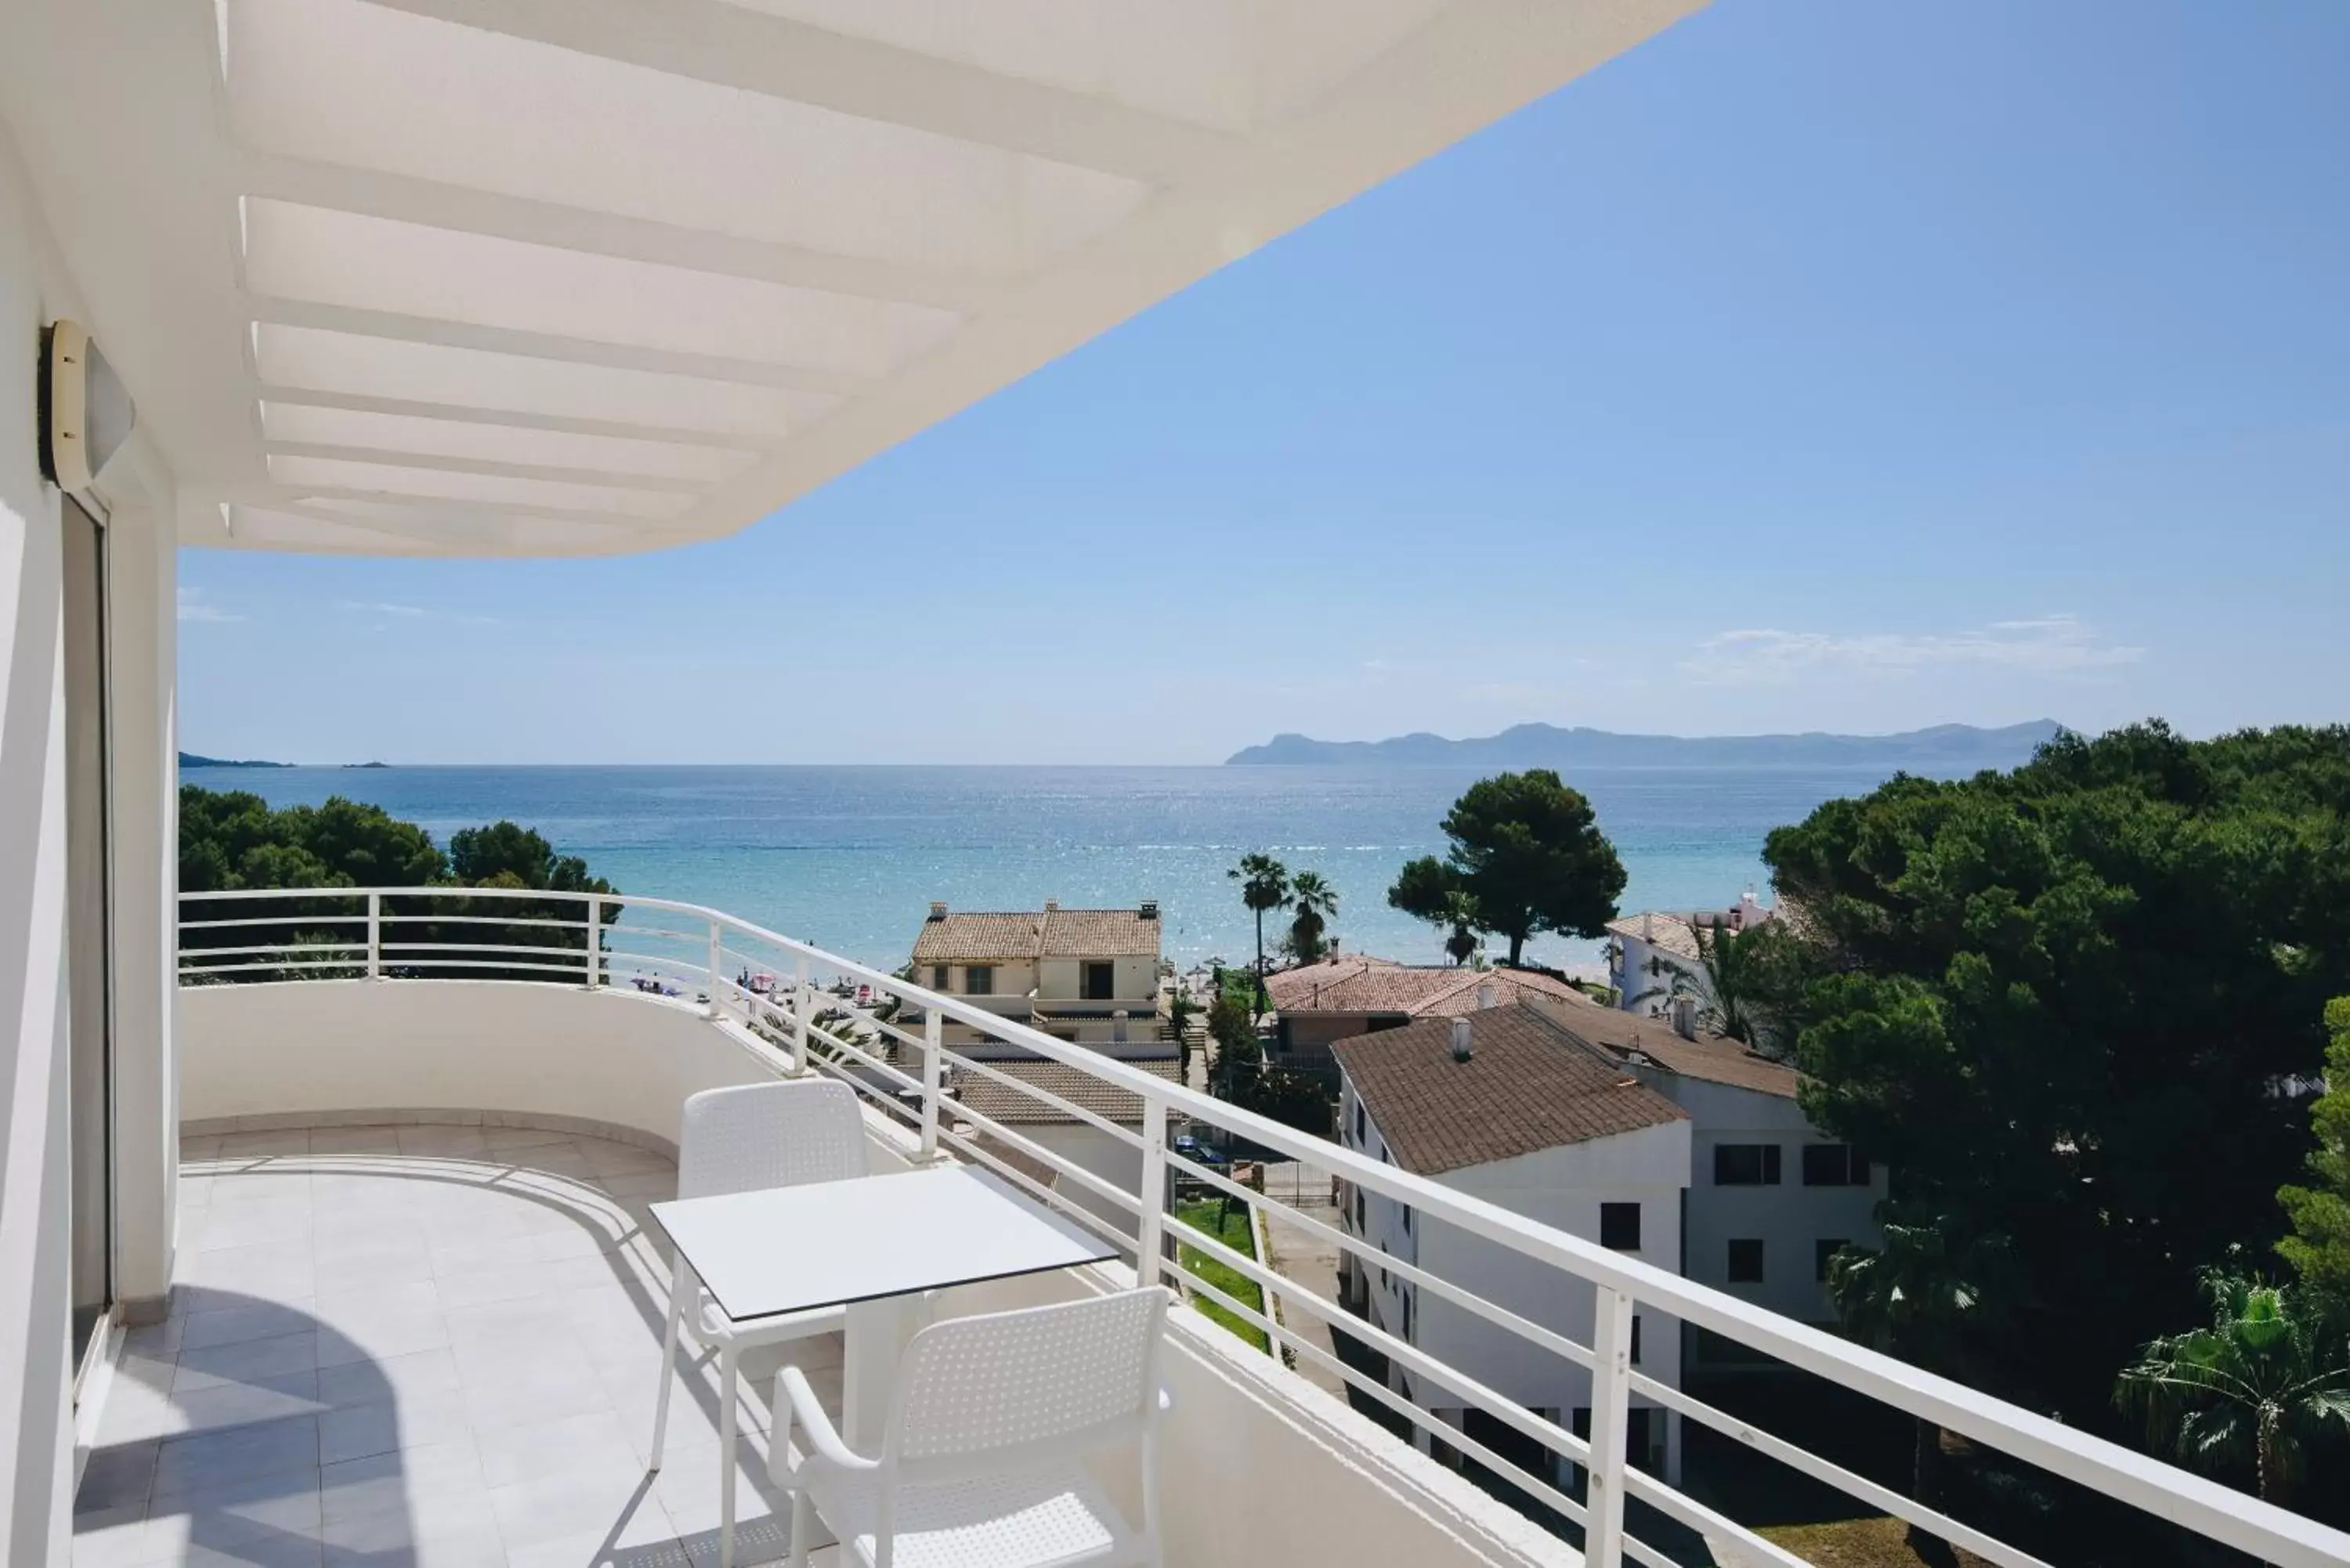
<box><xmin>1264</xmin><ymin>956</ymin><xmax>1582</xmax><ymax>1017</ymax></box>
<box><xmin>910</xmin><ymin>905</ymin><xmax>1161</xmax><ymax>963</ymax></box>
<box><xmin>949</xmin><ymin>1053</ymin><xmax>1183</xmax><ymax>1126</ymax></box>
<box><xmin>913</xmin><ymin>911</ymin><xmax>1043</xmax><ymax>963</ymax></box>
<box><xmin>1520</xmin><ymin>992</ymin><xmax>1799</xmax><ymax>1099</ymax></box>
<box><xmin>1331</xmin><ymin>1003</ymin><xmax>1686</xmax><ymax>1176</ymax></box>
<box><xmin>1040</xmin><ymin>907</ymin><xmax>1160</xmax><ymax>958</ymax></box>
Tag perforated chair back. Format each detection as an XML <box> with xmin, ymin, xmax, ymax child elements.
<box><xmin>676</xmin><ymin>1079</ymin><xmax>868</xmax><ymax>1201</ymax></box>
<box><xmin>884</xmin><ymin>1287</ymin><xmax>1170</xmax><ymax>1483</ymax></box>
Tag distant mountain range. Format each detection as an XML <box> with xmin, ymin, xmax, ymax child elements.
<box><xmin>180</xmin><ymin>753</ymin><xmax>391</xmax><ymax>769</ymax></box>
<box><xmin>179</xmin><ymin>751</ymin><xmax>290</xmax><ymax>769</ymax></box>
<box><xmin>1225</xmin><ymin>720</ymin><xmax>2066</xmax><ymax>768</ymax></box>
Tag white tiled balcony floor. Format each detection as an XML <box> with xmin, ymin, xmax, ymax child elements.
<box><xmin>75</xmin><ymin>1124</ymin><xmax>844</xmax><ymax>1567</ymax></box>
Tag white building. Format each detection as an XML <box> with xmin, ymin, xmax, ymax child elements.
<box><xmin>1521</xmin><ymin>995</ymin><xmax>1890</xmax><ymax>1361</ymax></box>
<box><xmin>1333</xmin><ymin>1003</ymin><xmax>1692</xmax><ymax>1484</ymax></box>
<box><xmin>1605</xmin><ymin>892</ymin><xmax>1775</xmax><ymax>1024</ymax></box>
<box><xmin>909</xmin><ymin>901</ymin><xmax>1166</xmax><ymax>1052</ymax></box>
<box><xmin>1264</xmin><ymin>956</ymin><xmax>1587</xmax><ymax>1073</ymax></box>
<box><xmin>0</xmin><ymin>5</ymin><xmax>2330</xmax><ymax>1566</ymax></box>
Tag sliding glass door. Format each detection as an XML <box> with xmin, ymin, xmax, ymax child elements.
<box><xmin>63</xmin><ymin>494</ymin><xmax>113</xmax><ymax>1375</ymax></box>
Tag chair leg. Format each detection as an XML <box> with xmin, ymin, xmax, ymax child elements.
<box><xmin>787</xmin><ymin>1488</ymin><xmax>811</xmax><ymax>1568</ymax></box>
<box><xmin>649</xmin><ymin>1259</ymin><xmax>690</xmax><ymax>1471</ymax></box>
<box><xmin>719</xmin><ymin>1339</ymin><xmax>740</xmax><ymax>1568</ymax></box>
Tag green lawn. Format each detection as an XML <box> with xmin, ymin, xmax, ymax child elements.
<box><xmin>1174</xmin><ymin>1198</ymin><xmax>1271</xmax><ymax>1353</ymax></box>
<box><xmin>1758</xmin><ymin>1518</ymin><xmax>1988</xmax><ymax>1568</ymax></box>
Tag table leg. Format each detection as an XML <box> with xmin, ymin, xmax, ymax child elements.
<box><xmin>841</xmin><ymin>1295</ymin><xmax>933</xmax><ymax>1449</ymax></box>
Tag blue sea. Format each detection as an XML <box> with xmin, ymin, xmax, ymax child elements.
<box><xmin>181</xmin><ymin>764</ymin><xmax>1912</xmax><ymax>974</ymax></box>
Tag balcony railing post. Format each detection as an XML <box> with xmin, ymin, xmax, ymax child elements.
<box><xmin>365</xmin><ymin>892</ymin><xmax>381</xmax><ymax>980</ymax></box>
<box><xmin>920</xmin><ymin>1009</ymin><xmax>942</xmax><ymax>1160</ymax></box>
<box><xmin>1137</xmin><ymin>1097</ymin><xmax>1167</xmax><ymax>1284</ymax></box>
<box><xmin>1585</xmin><ymin>1284</ymin><xmax>1634</xmax><ymax>1568</ymax></box>
<box><xmin>792</xmin><ymin>954</ymin><xmax>812</xmax><ymax>1075</ymax></box>
<box><xmin>707</xmin><ymin>920</ymin><xmax>723</xmax><ymax>1020</ymax></box>
<box><xmin>584</xmin><ymin>894</ymin><xmax>601</xmax><ymax>989</ymax></box>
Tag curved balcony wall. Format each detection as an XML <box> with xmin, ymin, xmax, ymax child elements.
<box><xmin>179</xmin><ymin>979</ymin><xmax>786</xmax><ymax>1151</ymax></box>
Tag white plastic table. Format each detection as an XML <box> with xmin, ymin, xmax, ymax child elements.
<box><xmin>650</xmin><ymin>1164</ymin><xmax>1118</xmax><ymax>1444</ymax></box>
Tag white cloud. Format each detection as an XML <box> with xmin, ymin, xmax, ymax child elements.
<box><xmin>1681</xmin><ymin>614</ymin><xmax>2144</xmax><ymax>686</ymax></box>
<box><xmin>334</xmin><ymin>599</ymin><xmax>498</xmax><ymax>626</ymax></box>
<box><xmin>176</xmin><ymin>587</ymin><xmax>242</xmax><ymax>624</ymax></box>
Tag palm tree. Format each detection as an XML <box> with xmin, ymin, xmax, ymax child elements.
<box><xmin>1228</xmin><ymin>854</ymin><xmax>1289</xmax><ymax>1016</ymax></box>
<box><xmin>1626</xmin><ymin>917</ymin><xmax>1777</xmax><ymax>1050</ymax></box>
<box><xmin>1287</xmin><ymin>870</ymin><xmax>1339</xmax><ymax>963</ymax></box>
<box><xmin>2116</xmin><ymin>1270</ymin><xmax>2350</xmax><ymax>1505</ymax></box>
<box><xmin>1828</xmin><ymin>1212</ymin><xmax>2008</xmax><ymax>1559</ymax></box>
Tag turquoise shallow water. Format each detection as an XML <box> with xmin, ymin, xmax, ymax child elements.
<box><xmin>183</xmin><ymin>764</ymin><xmax>1916</xmax><ymax>973</ymax></box>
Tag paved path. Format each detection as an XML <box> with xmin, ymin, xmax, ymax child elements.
<box><xmin>1255</xmin><ymin>1161</ymin><xmax>1349</xmax><ymax>1400</ymax></box>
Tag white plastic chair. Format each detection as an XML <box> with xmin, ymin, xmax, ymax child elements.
<box><xmin>651</xmin><ymin>1078</ymin><xmax>870</xmax><ymax>1568</ymax></box>
<box><xmin>773</xmin><ymin>1286</ymin><xmax>1173</xmax><ymax>1568</ymax></box>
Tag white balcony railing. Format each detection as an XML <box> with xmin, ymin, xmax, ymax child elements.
<box><xmin>176</xmin><ymin>885</ymin><xmax>2350</xmax><ymax>1568</ymax></box>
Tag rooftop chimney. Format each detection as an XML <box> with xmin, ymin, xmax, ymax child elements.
<box><xmin>1476</xmin><ymin>982</ymin><xmax>1498</xmax><ymax>1010</ymax></box>
<box><xmin>1138</xmin><ymin>899</ymin><xmax>1159</xmax><ymax>920</ymax></box>
<box><xmin>1450</xmin><ymin>1017</ymin><xmax>1473</xmax><ymax>1063</ymax></box>
<box><xmin>1043</xmin><ymin>898</ymin><xmax>1059</xmax><ymax>912</ymax></box>
<box><xmin>927</xmin><ymin>901</ymin><xmax>948</xmax><ymax>921</ymax></box>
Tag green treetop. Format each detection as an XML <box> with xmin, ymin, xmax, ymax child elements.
<box><xmin>2279</xmin><ymin>997</ymin><xmax>2350</xmax><ymax>1319</ymax></box>
<box><xmin>1762</xmin><ymin>721</ymin><xmax>2350</xmax><ymax>1425</ymax></box>
<box><xmin>1387</xmin><ymin>769</ymin><xmax>1625</xmax><ymax>967</ymax></box>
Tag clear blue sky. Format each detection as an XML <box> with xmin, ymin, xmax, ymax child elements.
<box><xmin>179</xmin><ymin>0</ymin><xmax>2350</xmax><ymax>765</ymax></box>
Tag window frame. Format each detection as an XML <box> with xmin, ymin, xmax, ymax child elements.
<box><xmin>1714</xmin><ymin>1143</ymin><xmax>1782</xmax><ymax>1186</ymax></box>
<box><xmin>1600</xmin><ymin>1201</ymin><xmax>1642</xmax><ymax>1252</ymax></box>
<box><xmin>1802</xmin><ymin>1143</ymin><xmax>1871</xmax><ymax>1187</ymax></box>
<box><xmin>964</xmin><ymin>963</ymin><xmax>994</xmax><ymax>996</ymax></box>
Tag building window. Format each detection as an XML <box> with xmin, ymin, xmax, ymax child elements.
<box><xmin>1727</xmin><ymin>1239</ymin><xmax>1765</xmax><ymax>1283</ymax></box>
<box><xmin>1816</xmin><ymin>1238</ymin><xmax>1849</xmax><ymax>1283</ymax></box>
<box><xmin>964</xmin><ymin>964</ymin><xmax>994</xmax><ymax>996</ymax></box>
<box><xmin>1354</xmin><ymin>1189</ymin><xmax>1365</xmax><ymax>1233</ymax></box>
<box><xmin>1802</xmin><ymin>1143</ymin><xmax>1871</xmax><ymax>1187</ymax></box>
<box><xmin>1402</xmin><ymin>1205</ymin><xmax>1412</xmax><ymax>1236</ymax></box>
<box><xmin>1082</xmin><ymin>960</ymin><xmax>1115</xmax><ymax>999</ymax></box>
<box><xmin>1714</xmin><ymin>1143</ymin><xmax>1782</xmax><ymax>1186</ymax></box>
<box><xmin>1354</xmin><ymin>1103</ymin><xmax>1366</xmax><ymax>1146</ymax></box>
<box><xmin>1630</xmin><ymin>1315</ymin><xmax>1642</xmax><ymax>1366</ymax></box>
<box><xmin>1600</xmin><ymin>1202</ymin><xmax>1641</xmax><ymax>1251</ymax></box>
<box><xmin>1401</xmin><ymin>1289</ymin><xmax>1413</xmax><ymax>1341</ymax></box>
<box><xmin>930</xmin><ymin>965</ymin><xmax>949</xmax><ymax>989</ymax></box>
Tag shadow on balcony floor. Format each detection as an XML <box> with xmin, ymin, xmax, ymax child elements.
<box><xmin>73</xmin><ymin>1123</ymin><xmax>844</xmax><ymax>1567</ymax></box>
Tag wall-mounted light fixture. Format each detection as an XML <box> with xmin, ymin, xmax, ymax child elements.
<box><xmin>38</xmin><ymin>320</ymin><xmax>136</xmax><ymax>492</ymax></box>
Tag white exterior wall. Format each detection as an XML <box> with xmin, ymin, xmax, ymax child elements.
<box><xmin>1036</xmin><ymin>952</ymin><xmax>1157</xmax><ymax>1003</ymax></box>
<box><xmin>1645</xmin><ymin>1075</ymin><xmax>1887</xmax><ymax>1329</ymax></box>
<box><xmin>0</xmin><ymin>123</ymin><xmax>184</xmax><ymax>1565</ymax></box>
<box><xmin>1340</xmin><ymin>1079</ymin><xmax>1691</xmax><ymax>1483</ymax></box>
<box><xmin>180</xmin><ymin>981</ymin><xmax>794</xmax><ymax>1151</ymax></box>
<box><xmin>1009</xmin><ymin>1119</ymin><xmax>1145</xmax><ymax>1234</ymax></box>
<box><xmin>0</xmin><ymin>125</ymin><xmax>78</xmax><ymax>1566</ymax></box>
<box><xmin>935</xmin><ymin>959</ymin><xmax>1038</xmax><ymax>999</ymax></box>
<box><xmin>1424</xmin><ymin>1136</ymin><xmax>1690</xmax><ymax>1482</ymax></box>
<box><xmin>1612</xmin><ymin>930</ymin><xmax>1700</xmax><ymax>1020</ymax></box>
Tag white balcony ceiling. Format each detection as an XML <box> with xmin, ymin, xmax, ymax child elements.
<box><xmin>2</xmin><ymin>0</ymin><xmax>1702</xmax><ymax>556</ymax></box>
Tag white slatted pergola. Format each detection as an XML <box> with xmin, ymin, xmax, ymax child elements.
<box><xmin>2</xmin><ymin>0</ymin><xmax>1703</xmax><ymax>556</ymax></box>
